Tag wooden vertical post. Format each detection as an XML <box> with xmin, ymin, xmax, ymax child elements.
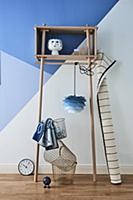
<box><xmin>34</xmin><ymin>30</ymin><xmax>46</xmax><ymax>182</ymax></box>
<box><xmin>94</xmin><ymin>29</ymin><xmax>97</xmax><ymax>58</ymax></box>
<box><xmin>86</xmin><ymin>29</ymin><xmax>97</xmax><ymax>182</ymax></box>
<box><xmin>34</xmin><ymin>27</ymin><xmax>38</xmax><ymax>56</ymax></box>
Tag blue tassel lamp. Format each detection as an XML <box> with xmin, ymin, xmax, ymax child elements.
<box><xmin>63</xmin><ymin>63</ymin><xmax>86</xmax><ymax>113</ymax></box>
<box><xmin>64</xmin><ymin>95</ymin><xmax>86</xmax><ymax>113</ymax></box>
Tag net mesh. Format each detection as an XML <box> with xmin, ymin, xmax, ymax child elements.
<box><xmin>44</xmin><ymin>140</ymin><xmax>77</xmax><ymax>172</ymax></box>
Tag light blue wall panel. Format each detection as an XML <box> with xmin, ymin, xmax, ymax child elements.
<box><xmin>0</xmin><ymin>51</ymin><xmax>50</xmax><ymax>130</ymax></box>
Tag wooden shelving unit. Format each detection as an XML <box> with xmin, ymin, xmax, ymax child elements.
<box><xmin>34</xmin><ymin>25</ymin><xmax>97</xmax><ymax>183</ymax></box>
<box><xmin>35</xmin><ymin>54</ymin><xmax>93</xmax><ymax>60</ymax></box>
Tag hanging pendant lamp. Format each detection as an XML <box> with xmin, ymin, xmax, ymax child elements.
<box><xmin>63</xmin><ymin>62</ymin><xmax>86</xmax><ymax>113</ymax></box>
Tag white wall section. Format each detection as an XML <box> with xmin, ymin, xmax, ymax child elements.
<box><xmin>0</xmin><ymin>0</ymin><xmax>133</xmax><ymax>173</ymax></box>
<box><xmin>97</xmin><ymin>0</ymin><xmax>133</xmax><ymax>166</ymax></box>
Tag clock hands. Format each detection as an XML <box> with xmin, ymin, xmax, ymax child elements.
<box><xmin>18</xmin><ymin>159</ymin><xmax>35</xmax><ymax>176</ymax></box>
<box><xmin>22</xmin><ymin>163</ymin><xmax>27</xmax><ymax>168</ymax></box>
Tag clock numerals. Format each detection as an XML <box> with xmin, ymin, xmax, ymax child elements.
<box><xmin>18</xmin><ymin>159</ymin><xmax>35</xmax><ymax>176</ymax></box>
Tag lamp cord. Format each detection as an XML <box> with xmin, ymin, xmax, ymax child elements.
<box><xmin>74</xmin><ymin>62</ymin><xmax>78</xmax><ymax>96</ymax></box>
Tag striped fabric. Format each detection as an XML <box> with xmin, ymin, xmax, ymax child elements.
<box><xmin>96</xmin><ymin>53</ymin><xmax>122</xmax><ymax>184</ymax></box>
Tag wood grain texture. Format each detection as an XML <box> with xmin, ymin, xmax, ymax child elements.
<box><xmin>34</xmin><ymin>57</ymin><xmax>44</xmax><ymax>182</ymax></box>
<box><xmin>0</xmin><ymin>174</ymin><xmax>132</xmax><ymax>200</ymax></box>
<box><xmin>86</xmin><ymin>29</ymin><xmax>97</xmax><ymax>182</ymax></box>
<box><xmin>35</xmin><ymin>55</ymin><xmax>95</xmax><ymax>60</ymax></box>
<box><xmin>34</xmin><ymin>26</ymin><xmax>97</xmax><ymax>33</ymax></box>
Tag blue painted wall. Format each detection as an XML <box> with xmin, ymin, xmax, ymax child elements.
<box><xmin>0</xmin><ymin>0</ymin><xmax>119</xmax><ymax>131</ymax></box>
<box><xmin>0</xmin><ymin>0</ymin><xmax>118</xmax><ymax>74</ymax></box>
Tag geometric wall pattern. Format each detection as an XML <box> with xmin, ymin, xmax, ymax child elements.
<box><xmin>1</xmin><ymin>1</ymin><xmax>133</xmax><ymax>173</ymax></box>
<box><xmin>97</xmin><ymin>0</ymin><xmax>133</xmax><ymax>165</ymax></box>
<box><xmin>0</xmin><ymin>51</ymin><xmax>51</xmax><ymax>130</ymax></box>
<box><xmin>0</xmin><ymin>0</ymin><xmax>118</xmax><ymax>74</ymax></box>
<box><xmin>0</xmin><ymin>0</ymin><xmax>118</xmax><ymax>131</ymax></box>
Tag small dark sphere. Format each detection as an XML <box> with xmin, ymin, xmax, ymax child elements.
<box><xmin>43</xmin><ymin>176</ymin><xmax>51</xmax><ymax>188</ymax></box>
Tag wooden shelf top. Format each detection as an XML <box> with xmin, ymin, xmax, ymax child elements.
<box><xmin>34</xmin><ymin>26</ymin><xmax>97</xmax><ymax>33</ymax></box>
<box><xmin>35</xmin><ymin>54</ymin><xmax>95</xmax><ymax>61</ymax></box>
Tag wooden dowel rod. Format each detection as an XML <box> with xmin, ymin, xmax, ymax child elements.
<box><xmin>34</xmin><ymin>58</ymin><xmax>44</xmax><ymax>182</ymax></box>
<box><xmin>35</xmin><ymin>26</ymin><xmax>97</xmax><ymax>31</ymax></box>
<box><xmin>34</xmin><ymin>30</ymin><xmax>46</xmax><ymax>182</ymax></box>
<box><xmin>35</xmin><ymin>61</ymin><xmax>88</xmax><ymax>65</ymax></box>
<box><xmin>41</xmin><ymin>31</ymin><xmax>46</xmax><ymax>55</ymax></box>
<box><xmin>34</xmin><ymin>144</ymin><xmax>40</xmax><ymax>182</ymax></box>
<box><xmin>89</xmin><ymin>71</ymin><xmax>97</xmax><ymax>183</ymax></box>
<box><xmin>86</xmin><ymin>29</ymin><xmax>97</xmax><ymax>182</ymax></box>
<box><xmin>35</xmin><ymin>28</ymin><xmax>38</xmax><ymax>56</ymax></box>
<box><xmin>86</xmin><ymin>30</ymin><xmax>90</xmax><ymax>55</ymax></box>
<box><xmin>35</xmin><ymin>55</ymin><xmax>95</xmax><ymax>59</ymax></box>
<box><xmin>94</xmin><ymin>29</ymin><xmax>97</xmax><ymax>58</ymax></box>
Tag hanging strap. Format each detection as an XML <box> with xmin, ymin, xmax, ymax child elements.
<box><xmin>32</xmin><ymin>121</ymin><xmax>45</xmax><ymax>142</ymax></box>
<box><xmin>42</xmin><ymin>118</ymin><xmax>59</xmax><ymax>150</ymax></box>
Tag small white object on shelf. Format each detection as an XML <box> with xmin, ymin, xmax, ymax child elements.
<box><xmin>73</xmin><ymin>48</ymin><xmax>79</xmax><ymax>55</ymax></box>
<box><xmin>48</xmin><ymin>39</ymin><xmax>63</xmax><ymax>55</ymax></box>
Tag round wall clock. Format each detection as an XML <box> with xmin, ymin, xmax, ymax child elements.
<box><xmin>18</xmin><ymin>158</ymin><xmax>35</xmax><ymax>176</ymax></box>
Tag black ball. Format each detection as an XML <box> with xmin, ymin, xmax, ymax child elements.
<box><xmin>43</xmin><ymin>176</ymin><xmax>51</xmax><ymax>186</ymax></box>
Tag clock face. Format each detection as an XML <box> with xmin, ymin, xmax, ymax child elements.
<box><xmin>18</xmin><ymin>159</ymin><xmax>35</xmax><ymax>176</ymax></box>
